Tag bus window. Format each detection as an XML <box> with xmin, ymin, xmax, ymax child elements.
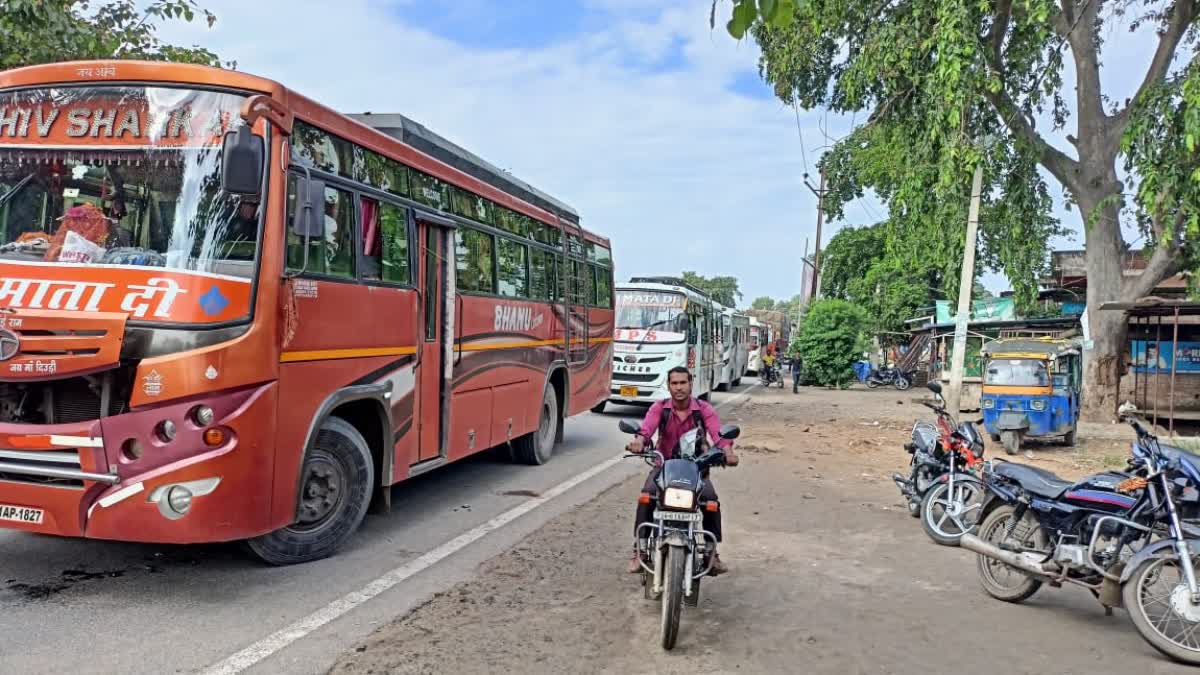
<box><xmin>455</xmin><ymin>227</ymin><xmax>495</xmax><ymax>293</ymax></box>
<box><xmin>286</xmin><ymin>184</ymin><xmax>355</xmax><ymax>278</ymax></box>
<box><xmin>361</xmin><ymin>198</ymin><xmax>411</xmax><ymax>284</ymax></box>
<box><xmin>497</xmin><ymin>238</ymin><xmax>529</xmax><ymax>297</ymax></box>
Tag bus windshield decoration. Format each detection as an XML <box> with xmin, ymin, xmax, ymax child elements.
<box><xmin>0</xmin><ymin>86</ymin><xmax>259</xmax><ymax>324</ymax></box>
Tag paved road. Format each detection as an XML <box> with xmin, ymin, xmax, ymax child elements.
<box><xmin>0</xmin><ymin>387</ymin><xmax>755</xmax><ymax>675</ymax></box>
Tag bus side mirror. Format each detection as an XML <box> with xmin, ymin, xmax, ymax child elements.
<box><xmin>293</xmin><ymin>177</ymin><xmax>326</xmax><ymax>238</ymax></box>
<box><xmin>220</xmin><ymin>125</ymin><xmax>264</xmax><ymax>196</ymax></box>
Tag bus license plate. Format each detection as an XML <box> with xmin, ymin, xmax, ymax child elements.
<box><xmin>0</xmin><ymin>504</ymin><xmax>44</xmax><ymax>525</ymax></box>
<box><xmin>620</xmin><ymin>385</ymin><xmax>638</xmax><ymax>398</ymax></box>
<box><xmin>654</xmin><ymin>510</ymin><xmax>702</xmax><ymax>523</ymax></box>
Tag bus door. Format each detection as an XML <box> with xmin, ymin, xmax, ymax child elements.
<box><xmin>566</xmin><ymin>258</ymin><xmax>589</xmax><ymax>365</ymax></box>
<box><xmin>416</xmin><ymin>212</ymin><xmax>455</xmax><ymax>464</ymax></box>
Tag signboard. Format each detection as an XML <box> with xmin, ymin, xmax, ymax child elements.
<box><xmin>1131</xmin><ymin>340</ymin><xmax>1200</xmax><ymax>374</ymax></box>
<box><xmin>935</xmin><ymin>298</ymin><xmax>1015</xmax><ymax>324</ymax></box>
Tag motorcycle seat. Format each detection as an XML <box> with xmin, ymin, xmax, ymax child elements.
<box><xmin>993</xmin><ymin>462</ymin><xmax>1073</xmax><ymax>499</ymax></box>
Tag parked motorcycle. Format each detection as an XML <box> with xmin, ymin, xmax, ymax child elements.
<box><xmin>619</xmin><ymin>418</ymin><xmax>740</xmax><ymax>650</ymax></box>
<box><xmin>961</xmin><ymin>404</ymin><xmax>1200</xmax><ymax>665</ymax></box>
<box><xmin>867</xmin><ymin>366</ymin><xmax>913</xmax><ymax>391</ymax></box>
<box><xmin>892</xmin><ymin>382</ymin><xmax>987</xmax><ymax>545</ymax></box>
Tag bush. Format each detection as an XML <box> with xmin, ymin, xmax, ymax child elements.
<box><xmin>796</xmin><ymin>299</ymin><xmax>868</xmax><ymax>386</ymax></box>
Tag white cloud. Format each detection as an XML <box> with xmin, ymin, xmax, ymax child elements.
<box><xmin>157</xmin><ymin>0</ymin><xmax>878</xmax><ymax>303</ymax></box>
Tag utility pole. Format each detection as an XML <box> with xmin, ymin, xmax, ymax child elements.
<box><xmin>946</xmin><ymin>162</ymin><xmax>984</xmax><ymax>414</ymax></box>
<box><xmin>804</xmin><ymin>168</ymin><xmax>827</xmax><ymax>302</ymax></box>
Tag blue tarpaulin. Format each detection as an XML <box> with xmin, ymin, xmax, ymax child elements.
<box><xmin>854</xmin><ymin>361</ymin><xmax>872</xmax><ymax>382</ymax></box>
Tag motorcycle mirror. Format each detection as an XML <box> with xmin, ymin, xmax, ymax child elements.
<box><xmin>718</xmin><ymin>424</ymin><xmax>741</xmax><ymax>440</ymax></box>
<box><xmin>926</xmin><ymin>381</ymin><xmax>943</xmax><ymax>395</ymax></box>
<box><xmin>618</xmin><ymin>420</ymin><xmax>640</xmax><ymax>435</ymax></box>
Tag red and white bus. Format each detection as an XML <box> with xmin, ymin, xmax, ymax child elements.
<box><xmin>0</xmin><ymin>61</ymin><xmax>614</xmax><ymax>564</ymax></box>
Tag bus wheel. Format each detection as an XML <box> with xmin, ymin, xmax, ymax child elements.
<box><xmin>514</xmin><ymin>384</ymin><xmax>558</xmax><ymax>465</ymax></box>
<box><xmin>246</xmin><ymin>416</ymin><xmax>374</xmax><ymax>565</ymax></box>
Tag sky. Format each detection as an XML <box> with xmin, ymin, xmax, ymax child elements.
<box><xmin>157</xmin><ymin>0</ymin><xmax>1164</xmax><ymax>305</ymax></box>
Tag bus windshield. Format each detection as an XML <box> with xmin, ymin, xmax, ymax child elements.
<box><xmin>0</xmin><ymin>86</ymin><xmax>260</xmax><ymax>278</ymax></box>
<box><xmin>985</xmin><ymin>358</ymin><xmax>1050</xmax><ymax>387</ymax></box>
<box><xmin>615</xmin><ymin>290</ymin><xmax>687</xmax><ymax>342</ymax></box>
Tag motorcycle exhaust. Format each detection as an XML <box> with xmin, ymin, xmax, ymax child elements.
<box><xmin>959</xmin><ymin>534</ymin><xmax>1054</xmax><ymax>578</ymax></box>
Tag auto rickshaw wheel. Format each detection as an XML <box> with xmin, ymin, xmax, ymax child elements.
<box><xmin>1001</xmin><ymin>430</ymin><xmax>1022</xmax><ymax>455</ymax></box>
<box><xmin>1063</xmin><ymin>427</ymin><xmax>1077</xmax><ymax>447</ymax></box>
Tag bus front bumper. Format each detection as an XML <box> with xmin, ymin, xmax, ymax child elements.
<box><xmin>0</xmin><ymin>381</ymin><xmax>279</xmax><ymax>544</ymax></box>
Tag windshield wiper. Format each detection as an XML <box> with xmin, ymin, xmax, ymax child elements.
<box><xmin>0</xmin><ymin>173</ymin><xmax>34</xmax><ymax>210</ymax></box>
<box><xmin>634</xmin><ymin>318</ymin><xmax>677</xmax><ymax>352</ymax></box>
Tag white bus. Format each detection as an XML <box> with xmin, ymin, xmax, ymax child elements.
<box><xmin>747</xmin><ymin>318</ymin><xmax>768</xmax><ymax>374</ymax></box>
<box><xmin>605</xmin><ymin>276</ymin><xmax>720</xmax><ymax>407</ymax></box>
<box><xmin>716</xmin><ymin>306</ymin><xmax>750</xmax><ymax>390</ymax></box>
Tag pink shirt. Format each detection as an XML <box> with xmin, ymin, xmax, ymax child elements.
<box><xmin>637</xmin><ymin>397</ymin><xmax>731</xmax><ymax>459</ymax></box>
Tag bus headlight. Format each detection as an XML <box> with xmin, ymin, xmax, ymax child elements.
<box><xmin>663</xmin><ymin>487</ymin><xmax>694</xmax><ymax>510</ymax></box>
<box><xmin>1031</xmin><ymin>400</ymin><xmax>1046</xmax><ymax>411</ymax></box>
<box><xmin>983</xmin><ymin>399</ymin><xmax>995</xmax><ymax>409</ymax></box>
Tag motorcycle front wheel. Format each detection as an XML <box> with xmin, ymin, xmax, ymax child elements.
<box><xmin>1124</xmin><ymin>552</ymin><xmax>1200</xmax><ymax>665</ymax></box>
<box><xmin>894</xmin><ymin>377</ymin><xmax>911</xmax><ymax>391</ymax></box>
<box><xmin>660</xmin><ymin>545</ymin><xmax>687</xmax><ymax>650</ymax></box>
<box><xmin>920</xmin><ymin>476</ymin><xmax>985</xmax><ymax>546</ymax></box>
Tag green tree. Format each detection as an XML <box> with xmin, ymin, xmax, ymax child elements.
<box><xmin>0</xmin><ymin>1</ymin><xmax>227</xmax><ymax>69</ymax></box>
<box><xmin>681</xmin><ymin>270</ymin><xmax>742</xmax><ymax>307</ymax></box>
<box><xmin>750</xmin><ymin>296</ymin><xmax>776</xmax><ymax>310</ymax></box>
<box><xmin>717</xmin><ymin>0</ymin><xmax>1200</xmax><ymax>419</ymax></box>
<box><xmin>820</xmin><ymin>222</ymin><xmax>942</xmax><ymax>337</ymax></box>
<box><xmin>796</xmin><ymin>298</ymin><xmax>868</xmax><ymax>386</ymax></box>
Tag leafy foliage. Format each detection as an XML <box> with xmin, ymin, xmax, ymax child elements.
<box><xmin>820</xmin><ymin>222</ymin><xmax>941</xmax><ymax>337</ymax></box>
<box><xmin>712</xmin><ymin>0</ymin><xmax>1200</xmax><ymax>412</ymax></box>
<box><xmin>795</xmin><ymin>298</ymin><xmax>867</xmax><ymax>386</ymax></box>
<box><xmin>681</xmin><ymin>270</ymin><xmax>742</xmax><ymax>307</ymax></box>
<box><xmin>0</xmin><ymin>1</ymin><xmax>228</xmax><ymax>69</ymax></box>
<box><xmin>750</xmin><ymin>296</ymin><xmax>776</xmax><ymax>310</ymax></box>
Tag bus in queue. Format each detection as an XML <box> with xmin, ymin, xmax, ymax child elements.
<box><xmin>747</xmin><ymin>318</ymin><xmax>769</xmax><ymax>374</ymax></box>
<box><xmin>716</xmin><ymin>306</ymin><xmax>749</xmax><ymax>391</ymax></box>
<box><xmin>604</xmin><ymin>276</ymin><xmax>719</xmax><ymax>409</ymax></box>
<box><xmin>0</xmin><ymin>61</ymin><xmax>614</xmax><ymax>564</ymax></box>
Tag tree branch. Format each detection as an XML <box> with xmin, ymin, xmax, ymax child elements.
<box><xmin>1126</xmin><ymin>233</ymin><xmax>1185</xmax><ymax>300</ymax></box>
<box><xmin>1062</xmin><ymin>0</ymin><xmax>1105</xmax><ymax>133</ymax></box>
<box><xmin>989</xmin><ymin>0</ymin><xmax>1013</xmax><ymax>66</ymax></box>
<box><xmin>1112</xmin><ymin>0</ymin><xmax>1198</xmax><ymax>135</ymax></box>
<box><xmin>985</xmin><ymin>87</ymin><xmax>1081</xmax><ymax>192</ymax></box>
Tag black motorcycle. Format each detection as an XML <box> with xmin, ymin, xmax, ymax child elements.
<box><xmin>619</xmin><ymin>419</ymin><xmax>740</xmax><ymax>650</ymax></box>
<box><xmin>759</xmin><ymin>362</ymin><xmax>784</xmax><ymax>388</ymax></box>
<box><xmin>867</xmin><ymin>366</ymin><xmax>912</xmax><ymax>391</ymax></box>
<box><xmin>961</xmin><ymin>404</ymin><xmax>1200</xmax><ymax>665</ymax></box>
<box><xmin>892</xmin><ymin>382</ymin><xmax>987</xmax><ymax>546</ymax></box>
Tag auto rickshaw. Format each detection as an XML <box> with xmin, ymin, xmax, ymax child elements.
<box><xmin>980</xmin><ymin>337</ymin><xmax>1082</xmax><ymax>455</ymax></box>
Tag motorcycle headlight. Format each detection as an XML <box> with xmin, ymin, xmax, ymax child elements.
<box><xmin>1030</xmin><ymin>400</ymin><xmax>1046</xmax><ymax>411</ymax></box>
<box><xmin>663</xmin><ymin>487</ymin><xmax>695</xmax><ymax>510</ymax></box>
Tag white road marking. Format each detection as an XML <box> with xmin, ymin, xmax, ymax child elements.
<box><xmin>199</xmin><ymin>384</ymin><xmax>758</xmax><ymax>675</ymax></box>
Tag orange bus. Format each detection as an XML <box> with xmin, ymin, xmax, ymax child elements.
<box><xmin>0</xmin><ymin>61</ymin><xmax>614</xmax><ymax>564</ymax></box>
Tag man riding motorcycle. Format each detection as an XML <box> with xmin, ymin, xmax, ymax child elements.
<box><xmin>625</xmin><ymin>366</ymin><xmax>740</xmax><ymax>575</ymax></box>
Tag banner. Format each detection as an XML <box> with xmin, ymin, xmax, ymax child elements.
<box><xmin>1131</xmin><ymin>340</ymin><xmax>1200</xmax><ymax>374</ymax></box>
<box><xmin>935</xmin><ymin>298</ymin><xmax>1015</xmax><ymax>324</ymax></box>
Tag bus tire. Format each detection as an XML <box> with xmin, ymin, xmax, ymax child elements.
<box><xmin>514</xmin><ymin>384</ymin><xmax>558</xmax><ymax>465</ymax></box>
<box><xmin>246</xmin><ymin>416</ymin><xmax>374</xmax><ymax>566</ymax></box>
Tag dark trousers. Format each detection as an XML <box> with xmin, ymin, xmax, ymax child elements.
<box><xmin>634</xmin><ymin>466</ymin><xmax>722</xmax><ymax>542</ymax></box>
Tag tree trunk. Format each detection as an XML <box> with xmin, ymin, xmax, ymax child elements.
<box><xmin>1079</xmin><ymin>187</ymin><xmax>1127</xmax><ymax>422</ymax></box>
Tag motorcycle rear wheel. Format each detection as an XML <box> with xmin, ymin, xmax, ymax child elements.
<box><xmin>661</xmin><ymin>546</ymin><xmax>687</xmax><ymax>650</ymax></box>
<box><xmin>975</xmin><ymin>504</ymin><xmax>1046</xmax><ymax>603</ymax></box>
<box><xmin>867</xmin><ymin>379</ymin><xmax>880</xmax><ymax>389</ymax></box>
<box><xmin>1124</xmin><ymin>553</ymin><xmax>1200</xmax><ymax>665</ymax></box>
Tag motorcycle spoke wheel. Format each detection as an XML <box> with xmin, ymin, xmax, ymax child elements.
<box><xmin>1125</xmin><ymin>555</ymin><xmax>1200</xmax><ymax>663</ymax></box>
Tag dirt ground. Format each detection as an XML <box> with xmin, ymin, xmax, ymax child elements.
<box><xmin>330</xmin><ymin>386</ymin><xmax>1189</xmax><ymax>675</ymax></box>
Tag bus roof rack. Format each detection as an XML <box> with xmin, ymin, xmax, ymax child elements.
<box><xmin>627</xmin><ymin>276</ymin><xmax>711</xmax><ymax>299</ymax></box>
<box><xmin>347</xmin><ymin>112</ymin><xmax>580</xmax><ymax>226</ymax></box>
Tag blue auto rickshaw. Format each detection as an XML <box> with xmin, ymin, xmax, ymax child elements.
<box><xmin>980</xmin><ymin>338</ymin><xmax>1082</xmax><ymax>455</ymax></box>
